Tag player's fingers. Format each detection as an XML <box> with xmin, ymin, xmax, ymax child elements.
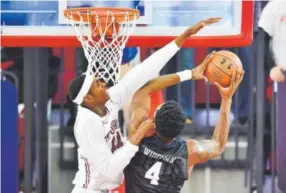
<box><xmin>234</xmin><ymin>70</ymin><xmax>244</xmax><ymax>88</ymax></box>
<box><xmin>146</xmin><ymin>122</ymin><xmax>155</xmax><ymax>129</ymax></box>
<box><xmin>214</xmin><ymin>82</ymin><xmax>223</xmax><ymax>91</ymax></box>
<box><xmin>202</xmin><ymin>76</ymin><xmax>208</xmax><ymax>83</ymax></box>
<box><xmin>141</xmin><ymin>119</ymin><xmax>153</xmax><ymax>125</ymax></box>
<box><xmin>195</xmin><ymin>24</ymin><xmax>205</xmax><ymax>32</ymax></box>
<box><xmin>204</xmin><ymin>17</ymin><xmax>222</xmax><ymax>24</ymax></box>
<box><xmin>206</xmin><ymin>52</ymin><xmax>215</xmax><ymax>60</ymax></box>
<box><xmin>201</xmin><ymin>53</ymin><xmax>214</xmax><ymax>67</ymax></box>
<box><xmin>230</xmin><ymin>70</ymin><xmax>237</xmax><ymax>89</ymax></box>
<box><xmin>282</xmin><ymin>75</ymin><xmax>286</xmax><ymax>82</ymax></box>
<box><xmin>128</xmin><ymin>123</ymin><xmax>137</xmax><ymax>136</ymax></box>
<box><xmin>236</xmin><ymin>70</ymin><xmax>241</xmax><ymax>82</ymax></box>
<box><xmin>239</xmin><ymin>70</ymin><xmax>245</xmax><ymax>82</ymax></box>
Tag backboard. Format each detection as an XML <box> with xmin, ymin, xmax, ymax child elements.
<box><xmin>1</xmin><ymin>0</ymin><xmax>254</xmax><ymax>47</ymax></box>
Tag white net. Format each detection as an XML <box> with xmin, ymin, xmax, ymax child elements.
<box><xmin>64</xmin><ymin>9</ymin><xmax>139</xmax><ymax>85</ymax></box>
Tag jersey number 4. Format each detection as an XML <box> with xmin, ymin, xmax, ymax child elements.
<box><xmin>144</xmin><ymin>161</ymin><xmax>162</xmax><ymax>185</ymax></box>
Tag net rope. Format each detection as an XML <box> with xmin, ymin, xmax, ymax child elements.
<box><xmin>65</xmin><ymin>10</ymin><xmax>138</xmax><ymax>85</ymax></box>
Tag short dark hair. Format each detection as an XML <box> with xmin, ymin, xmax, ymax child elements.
<box><xmin>68</xmin><ymin>74</ymin><xmax>86</xmax><ymax>101</ymax></box>
<box><xmin>155</xmin><ymin>100</ymin><xmax>186</xmax><ymax>139</ymax></box>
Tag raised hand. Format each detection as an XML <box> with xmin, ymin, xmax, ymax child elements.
<box><xmin>128</xmin><ymin>118</ymin><xmax>155</xmax><ymax>145</ymax></box>
<box><xmin>214</xmin><ymin>70</ymin><xmax>244</xmax><ymax>100</ymax></box>
<box><xmin>136</xmin><ymin>119</ymin><xmax>156</xmax><ymax>138</ymax></box>
<box><xmin>270</xmin><ymin>66</ymin><xmax>285</xmax><ymax>82</ymax></box>
<box><xmin>175</xmin><ymin>17</ymin><xmax>222</xmax><ymax>47</ymax></box>
<box><xmin>187</xmin><ymin>17</ymin><xmax>222</xmax><ymax>35</ymax></box>
<box><xmin>191</xmin><ymin>51</ymin><xmax>215</xmax><ymax>80</ymax></box>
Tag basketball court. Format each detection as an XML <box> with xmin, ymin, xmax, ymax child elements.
<box><xmin>2</xmin><ymin>1</ymin><xmax>284</xmax><ymax>193</ymax></box>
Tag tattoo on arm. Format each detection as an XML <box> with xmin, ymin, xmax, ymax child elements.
<box><xmin>188</xmin><ymin>100</ymin><xmax>231</xmax><ymax>164</ymax></box>
<box><xmin>191</xmin><ymin>140</ymin><xmax>220</xmax><ymax>163</ymax></box>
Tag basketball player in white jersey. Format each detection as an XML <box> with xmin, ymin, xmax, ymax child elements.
<box><xmin>68</xmin><ymin>17</ymin><xmax>221</xmax><ymax>193</ymax></box>
<box><xmin>258</xmin><ymin>1</ymin><xmax>286</xmax><ymax>82</ymax></box>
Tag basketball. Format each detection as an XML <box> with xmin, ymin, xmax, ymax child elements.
<box><xmin>205</xmin><ymin>50</ymin><xmax>243</xmax><ymax>87</ymax></box>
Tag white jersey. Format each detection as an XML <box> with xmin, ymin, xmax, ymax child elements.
<box><xmin>259</xmin><ymin>1</ymin><xmax>286</xmax><ymax>69</ymax></box>
<box><xmin>71</xmin><ymin>40</ymin><xmax>180</xmax><ymax>192</ymax></box>
<box><xmin>73</xmin><ymin>102</ymin><xmax>128</xmax><ymax>191</ymax></box>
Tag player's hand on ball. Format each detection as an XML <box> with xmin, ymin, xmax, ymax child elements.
<box><xmin>137</xmin><ymin>119</ymin><xmax>156</xmax><ymax>138</ymax></box>
<box><xmin>214</xmin><ymin>70</ymin><xmax>244</xmax><ymax>100</ymax></box>
<box><xmin>191</xmin><ymin>51</ymin><xmax>215</xmax><ymax>81</ymax></box>
<box><xmin>270</xmin><ymin>66</ymin><xmax>285</xmax><ymax>82</ymax></box>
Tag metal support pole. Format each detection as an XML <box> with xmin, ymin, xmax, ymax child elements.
<box><xmin>271</xmin><ymin>82</ymin><xmax>278</xmax><ymax>193</ymax></box>
<box><xmin>176</xmin><ymin>51</ymin><xmax>182</xmax><ymax>107</ymax></box>
<box><xmin>35</xmin><ymin>48</ymin><xmax>49</xmax><ymax>193</ymax></box>
<box><xmin>59</xmin><ymin>48</ymin><xmax>65</xmax><ymax>168</ymax></box>
<box><xmin>255</xmin><ymin>29</ymin><xmax>265</xmax><ymax>193</ymax></box>
<box><xmin>246</xmin><ymin>38</ymin><xmax>256</xmax><ymax>191</ymax></box>
<box><xmin>233</xmin><ymin>47</ymin><xmax>240</xmax><ymax>161</ymax></box>
<box><xmin>23</xmin><ymin>48</ymin><xmax>36</xmax><ymax>193</ymax></box>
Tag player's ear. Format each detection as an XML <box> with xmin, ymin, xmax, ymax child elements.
<box><xmin>84</xmin><ymin>93</ymin><xmax>93</xmax><ymax>102</ymax></box>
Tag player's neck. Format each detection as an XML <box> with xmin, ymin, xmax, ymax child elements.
<box><xmin>92</xmin><ymin>105</ymin><xmax>106</xmax><ymax>117</ymax></box>
<box><xmin>83</xmin><ymin>103</ymin><xmax>106</xmax><ymax>117</ymax></box>
<box><xmin>157</xmin><ymin>134</ymin><xmax>174</xmax><ymax>143</ymax></box>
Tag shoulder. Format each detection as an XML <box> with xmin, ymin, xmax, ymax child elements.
<box><xmin>185</xmin><ymin>139</ymin><xmax>196</xmax><ymax>149</ymax></box>
<box><xmin>77</xmin><ymin>106</ymin><xmax>97</xmax><ymax>118</ymax></box>
<box><xmin>105</xmin><ymin>100</ymin><xmax>120</xmax><ymax>112</ymax></box>
<box><xmin>259</xmin><ymin>2</ymin><xmax>279</xmax><ymax>26</ymax></box>
<box><xmin>76</xmin><ymin>106</ymin><xmax>101</xmax><ymax>127</ymax></box>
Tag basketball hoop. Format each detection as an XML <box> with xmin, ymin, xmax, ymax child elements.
<box><xmin>64</xmin><ymin>7</ymin><xmax>140</xmax><ymax>85</ymax></box>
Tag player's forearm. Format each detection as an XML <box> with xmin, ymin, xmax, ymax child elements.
<box><xmin>128</xmin><ymin>128</ymin><xmax>146</xmax><ymax>145</ymax></box>
<box><xmin>136</xmin><ymin>70</ymin><xmax>192</xmax><ymax>96</ymax></box>
<box><xmin>129</xmin><ymin>71</ymin><xmax>191</xmax><ymax>122</ymax></box>
<box><xmin>100</xmin><ymin>130</ymin><xmax>146</xmax><ymax>179</ymax></box>
<box><xmin>139</xmin><ymin>74</ymin><xmax>180</xmax><ymax>94</ymax></box>
<box><xmin>211</xmin><ymin>98</ymin><xmax>232</xmax><ymax>152</ymax></box>
<box><xmin>120</xmin><ymin>41</ymin><xmax>180</xmax><ymax>96</ymax></box>
<box><xmin>99</xmin><ymin>141</ymin><xmax>140</xmax><ymax>180</ymax></box>
<box><xmin>174</xmin><ymin>28</ymin><xmax>197</xmax><ymax>47</ymax></box>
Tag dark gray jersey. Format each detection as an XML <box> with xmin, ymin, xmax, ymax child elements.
<box><xmin>124</xmin><ymin>136</ymin><xmax>189</xmax><ymax>193</ymax></box>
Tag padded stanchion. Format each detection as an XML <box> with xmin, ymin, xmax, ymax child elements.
<box><xmin>1</xmin><ymin>79</ymin><xmax>18</xmax><ymax>193</ymax></box>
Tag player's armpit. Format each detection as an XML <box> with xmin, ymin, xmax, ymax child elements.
<box><xmin>186</xmin><ymin>139</ymin><xmax>222</xmax><ymax>165</ymax></box>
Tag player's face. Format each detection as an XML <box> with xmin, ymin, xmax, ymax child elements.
<box><xmin>90</xmin><ymin>78</ymin><xmax>110</xmax><ymax>104</ymax></box>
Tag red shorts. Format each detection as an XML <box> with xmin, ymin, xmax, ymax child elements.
<box><xmin>112</xmin><ymin>181</ymin><xmax>125</xmax><ymax>193</ymax></box>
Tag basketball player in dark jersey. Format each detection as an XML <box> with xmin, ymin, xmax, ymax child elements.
<box><xmin>124</xmin><ymin>60</ymin><xmax>244</xmax><ymax>193</ymax></box>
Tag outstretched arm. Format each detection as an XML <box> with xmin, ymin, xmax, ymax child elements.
<box><xmin>187</xmin><ymin>70</ymin><xmax>244</xmax><ymax>166</ymax></box>
<box><xmin>128</xmin><ymin>53</ymin><xmax>215</xmax><ymax>137</ymax></box>
<box><xmin>128</xmin><ymin>73</ymin><xmax>183</xmax><ymax>138</ymax></box>
<box><xmin>186</xmin><ymin>99</ymin><xmax>231</xmax><ymax>164</ymax></box>
<box><xmin>129</xmin><ymin>73</ymin><xmax>182</xmax><ymax>117</ymax></box>
<box><xmin>108</xmin><ymin>17</ymin><xmax>221</xmax><ymax>107</ymax></box>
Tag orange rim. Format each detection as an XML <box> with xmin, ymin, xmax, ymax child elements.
<box><xmin>64</xmin><ymin>7</ymin><xmax>140</xmax><ymax>24</ymax></box>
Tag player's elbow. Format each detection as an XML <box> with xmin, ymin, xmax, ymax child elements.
<box><xmin>99</xmin><ymin>167</ymin><xmax>122</xmax><ymax>183</ymax></box>
<box><xmin>210</xmin><ymin>141</ymin><xmax>224</xmax><ymax>158</ymax></box>
<box><xmin>215</xmin><ymin>148</ymin><xmax>224</xmax><ymax>157</ymax></box>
